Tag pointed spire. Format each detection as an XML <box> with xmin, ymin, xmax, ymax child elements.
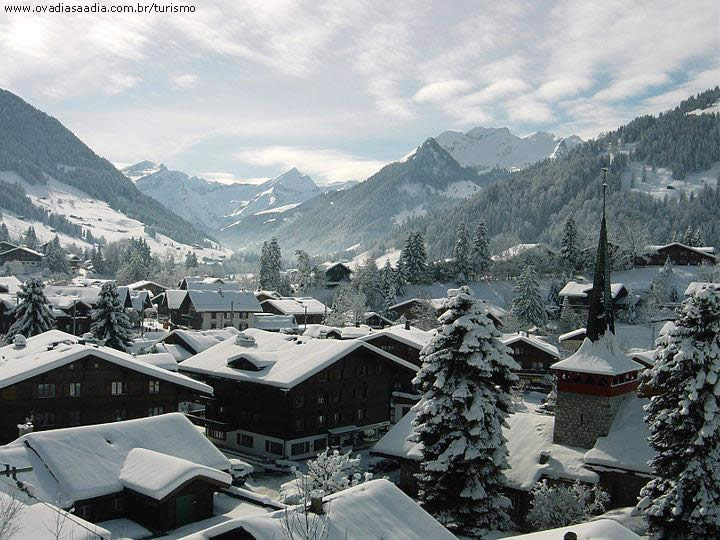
<box><xmin>586</xmin><ymin>168</ymin><xmax>615</xmax><ymax>341</ymax></box>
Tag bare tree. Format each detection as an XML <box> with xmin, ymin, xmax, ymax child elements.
<box><xmin>0</xmin><ymin>494</ymin><xmax>23</xmax><ymax>540</ymax></box>
<box><xmin>280</xmin><ymin>473</ymin><xmax>330</xmax><ymax>540</ymax></box>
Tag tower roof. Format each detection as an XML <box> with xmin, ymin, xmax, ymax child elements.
<box><xmin>550</xmin><ymin>331</ymin><xmax>642</xmax><ymax>376</ymax></box>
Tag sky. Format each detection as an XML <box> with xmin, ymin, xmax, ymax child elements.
<box><xmin>0</xmin><ymin>0</ymin><xmax>717</xmax><ymax>185</ymax></box>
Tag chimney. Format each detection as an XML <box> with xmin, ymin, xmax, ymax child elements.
<box><xmin>13</xmin><ymin>335</ymin><xmax>26</xmax><ymax>349</ymax></box>
<box><xmin>404</xmin><ymin>320</ymin><xmax>410</xmax><ymax>331</ymax></box>
<box><xmin>539</xmin><ymin>451</ymin><xmax>551</xmax><ymax>464</ymax></box>
<box><xmin>309</xmin><ymin>490</ymin><xmax>325</xmax><ymax>515</ymax></box>
<box><xmin>563</xmin><ymin>533</ymin><xmax>578</xmax><ymax>540</ymax></box>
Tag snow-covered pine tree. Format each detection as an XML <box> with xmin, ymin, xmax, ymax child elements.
<box><xmin>547</xmin><ymin>279</ymin><xmax>563</xmax><ymax>309</ymax></box>
<box><xmin>511</xmin><ymin>265</ymin><xmax>547</xmax><ymax>329</ymax></box>
<box><xmin>22</xmin><ymin>226</ymin><xmax>39</xmax><ymax>250</ymax></box>
<box><xmin>394</xmin><ymin>256</ymin><xmax>408</xmax><ymax>297</ymax></box>
<box><xmin>4</xmin><ymin>277</ymin><xmax>56</xmax><ymax>343</ymax></box>
<box><xmin>267</xmin><ymin>237</ymin><xmax>283</xmax><ymax>289</ymax></box>
<box><xmin>559</xmin><ymin>215</ymin><xmax>579</xmax><ymax>270</ymax></box>
<box><xmin>682</xmin><ymin>225</ymin><xmax>695</xmax><ymax>246</ymax></box>
<box><xmin>471</xmin><ymin>221</ymin><xmax>490</xmax><ymax>277</ymax></box>
<box><xmin>528</xmin><ymin>480</ymin><xmax>609</xmax><ymax>530</ymax></box>
<box><xmin>402</xmin><ymin>232</ymin><xmax>428</xmax><ymax>284</ymax></box>
<box><xmin>453</xmin><ymin>223</ymin><xmax>470</xmax><ymax>284</ymax></box>
<box><xmin>295</xmin><ymin>249</ymin><xmax>314</xmax><ymax>293</ymax></box>
<box><xmin>354</xmin><ymin>258</ymin><xmax>382</xmax><ymax>311</ymax></box>
<box><xmin>90</xmin><ymin>245</ymin><xmax>105</xmax><ymax>274</ymax></box>
<box><xmin>305</xmin><ymin>449</ymin><xmax>371</xmax><ymax>495</ymax></box>
<box><xmin>412</xmin><ymin>286</ymin><xmax>518</xmax><ymax>535</ymax></box>
<box><xmin>638</xmin><ymin>286</ymin><xmax>720</xmax><ymax>539</ymax></box>
<box><xmin>380</xmin><ymin>259</ymin><xmax>396</xmax><ymax>317</ymax></box>
<box><xmin>184</xmin><ymin>251</ymin><xmax>198</xmax><ymax>269</ymax></box>
<box><xmin>44</xmin><ymin>236</ymin><xmax>69</xmax><ymax>274</ymax></box>
<box><xmin>91</xmin><ymin>282</ymin><xmax>133</xmax><ymax>351</ymax></box>
<box><xmin>559</xmin><ymin>296</ymin><xmax>581</xmax><ymax>331</ymax></box>
<box><xmin>693</xmin><ymin>226</ymin><xmax>705</xmax><ymax>247</ymax></box>
<box><xmin>258</xmin><ymin>241</ymin><xmax>271</xmax><ymax>289</ymax></box>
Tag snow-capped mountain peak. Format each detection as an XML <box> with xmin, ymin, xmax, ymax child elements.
<box><xmin>120</xmin><ymin>161</ymin><xmax>165</xmax><ymax>182</ymax></box>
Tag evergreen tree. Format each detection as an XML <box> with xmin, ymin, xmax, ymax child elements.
<box><xmin>45</xmin><ymin>235</ymin><xmax>69</xmax><ymax>274</ymax></box>
<box><xmin>412</xmin><ymin>286</ymin><xmax>517</xmax><ymax>535</ymax></box>
<box><xmin>471</xmin><ymin>221</ymin><xmax>490</xmax><ymax>276</ymax></box>
<box><xmin>259</xmin><ymin>238</ymin><xmax>282</xmax><ymax>291</ymax></box>
<box><xmin>642</xmin><ymin>165</ymin><xmax>648</xmax><ymax>183</ymax></box>
<box><xmin>380</xmin><ymin>260</ymin><xmax>396</xmax><ymax>317</ymax></box>
<box><xmin>682</xmin><ymin>225</ymin><xmax>695</xmax><ymax>246</ymax></box>
<box><xmin>394</xmin><ymin>256</ymin><xmax>408</xmax><ymax>297</ymax></box>
<box><xmin>324</xmin><ymin>284</ymin><xmax>367</xmax><ymax>327</ymax></box>
<box><xmin>184</xmin><ymin>251</ymin><xmax>198</xmax><ymax>269</ymax></box>
<box><xmin>453</xmin><ymin>223</ymin><xmax>470</xmax><ymax>284</ymax></box>
<box><xmin>638</xmin><ymin>286</ymin><xmax>720</xmax><ymax>539</ymax></box>
<box><xmin>4</xmin><ymin>277</ymin><xmax>56</xmax><ymax>343</ymax></box>
<box><xmin>116</xmin><ymin>251</ymin><xmax>148</xmax><ymax>284</ymax></box>
<box><xmin>547</xmin><ymin>278</ymin><xmax>563</xmax><ymax>310</ymax></box>
<box><xmin>22</xmin><ymin>226</ymin><xmax>39</xmax><ymax>250</ymax></box>
<box><xmin>693</xmin><ymin>226</ymin><xmax>705</xmax><ymax>247</ymax></box>
<box><xmin>511</xmin><ymin>265</ymin><xmax>547</xmax><ymax>328</ymax></box>
<box><xmin>91</xmin><ymin>282</ymin><xmax>133</xmax><ymax>351</ymax></box>
<box><xmin>559</xmin><ymin>215</ymin><xmax>579</xmax><ymax>270</ymax></box>
<box><xmin>0</xmin><ymin>223</ymin><xmax>9</xmax><ymax>242</ymax></box>
<box><xmin>410</xmin><ymin>296</ymin><xmax>439</xmax><ymax>331</ymax></box>
<box><xmin>354</xmin><ymin>258</ymin><xmax>382</xmax><ymax>311</ymax></box>
<box><xmin>295</xmin><ymin>249</ymin><xmax>314</xmax><ymax>293</ymax></box>
<box><xmin>559</xmin><ymin>296</ymin><xmax>582</xmax><ymax>331</ymax></box>
<box><xmin>402</xmin><ymin>232</ymin><xmax>428</xmax><ymax>284</ymax></box>
<box><xmin>90</xmin><ymin>245</ymin><xmax>105</xmax><ymax>274</ymax></box>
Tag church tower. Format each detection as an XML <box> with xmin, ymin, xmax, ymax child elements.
<box><xmin>551</xmin><ymin>170</ymin><xmax>643</xmax><ymax>448</ymax></box>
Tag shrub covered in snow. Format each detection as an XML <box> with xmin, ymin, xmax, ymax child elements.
<box><xmin>638</xmin><ymin>285</ymin><xmax>720</xmax><ymax>539</ymax></box>
<box><xmin>527</xmin><ymin>480</ymin><xmax>609</xmax><ymax>531</ymax></box>
<box><xmin>412</xmin><ymin>286</ymin><xmax>518</xmax><ymax>535</ymax></box>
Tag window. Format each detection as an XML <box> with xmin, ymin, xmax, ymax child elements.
<box><xmin>331</xmin><ymin>390</ymin><xmax>341</xmax><ymax>403</ymax></box>
<box><xmin>68</xmin><ymin>382</ymin><xmax>81</xmax><ymax>397</ymax></box>
<box><xmin>240</xmin><ymin>312</ymin><xmax>248</xmax><ymax>319</ymax></box>
<box><xmin>375</xmin><ymin>363</ymin><xmax>383</xmax><ymax>375</ymax></box>
<box><xmin>291</xmin><ymin>441</ymin><xmax>310</xmax><ymax>456</ymax></box>
<box><xmin>210</xmin><ymin>323</ymin><xmax>217</xmax><ymax>329</ymax></box>
<box><xmin>147</xmin><ymin>406</ymin><xmax>164</xmax><ymax>416</ymax></box>
<box><xmin>355</xmin><ymin>408</ymin><xmax>366</xmax><ymax>422</ymax></box>
<box><xmin>148</xmin><ymin>380</ymin><xmax>160</xmax><ymax>394</ymax></box>
<box><xmin>208</xmin><ymin>428</ymin><xmax>226</xmax><ymax>440</ymax></box>
<box><xmin>113</xmin><ymin>408</ymin><xmax>127</xmax><ymax>422</ymax></box>
<box><xmin>265</xmin><ymin>440</ymin><xmax>283</xmax><ymax>455</ymax></box>
<box><xmin>331</xmin><ymin>411</ymin><xmax>340</xmax><ymax>425</ymax></box>
<box><xmin>316</xmin><ymin>414</ymin><xmax>326</xmax><ymax>427</ymax></box>
<box><xmin>295</xmin><ymin>418</ymin><xmax>305</xmax><ymax>432</ymax></box>
<box><xmin>225</xmin><ymin>312</ymin><xmax>232</xmax><ymax>318</ymax></box>
<box><xmin>34</xmin><ymin>412</ymin><xmax>54</xmax><ymax>426</ymax></box>
<box><xmin>294</xmin><ymin>396</ymin><xmax>305</xmax><ymax>408</ymax></box>
<box><xmin>211</xmin><ymin>312</ymin><xmax>217</xmax><ymax>319</ymax></box>
<box><xmin>68</xmin><ymin>411</ymin><xmax>81</xmax><ymax>425</ymax></box>
<box><xmin>238</xmin><ymin>434</ymin><xmax>254</xmax><ymax>448</ymax></box>
<box><xmin>36</xmin><ymin>383</ymin><xmax>55</xmax><ymax>398</ymax></box>
<box><xmin>314</xmin><ymin>438</ymin><xmax>327</xmax><ymax>452</ymax></box>
<box><xmin>113</xmin><ymin>498</ymin><xmax>124</xmax><ymax>513</ymax></box>
<box><xmin>111</xmin><ymin>381</ymin><xmax>127</xmax><ymax>395</ymax></box>
<box><xmin>356</xmin><ymin>364</ymin><xmax>368</xmax><ymax>377</ymax></box>
<box><xmin>316</xmin><ymin>393</ymin><xmax>326</xmax><ymax>405</ymax></box>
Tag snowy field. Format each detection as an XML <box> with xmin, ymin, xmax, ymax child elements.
<box><xmin>622</xmin><ymin>160</ymin><xmax>720</xmax><ymax>200</ymax></box>
<box><xmin>0</xmin><ymin>171</ymin><xmax>230</xmax><ymax>259</ymax></box>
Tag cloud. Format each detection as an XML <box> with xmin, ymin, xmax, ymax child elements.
<box><xmin>593</xmin><ymin>73</ymin><xmax>671</xmax><ymax>102</ymax></box>
<box><xmin>536</xmin><ymin>77</ymin><xmax>593</xmax><ymax>100</ymax></box>
<box><xmin>171</xmin><ymin>73</ymin><xmax>197</xmax><ymax>89</ymax></box>
<box><xmin>106</xmin><ymin>73</ymin><xmax>141</xmax><ymax>95</ymax></box>
<box><xmin>234</xmin><ymin>146</ymin><xmax>387</xmax><ymax>183</ymax></box>
<box><xmin>507</xmin><ymin>96</ymin><xmax>554</xmax><ymax>124</ymax></box>
<box><xmin>414</xmin><ymin>80</ymin><xmax>474</xmax><ymax>103</ymax></box>
<box><xmin>463</xmin><ymin>78</ymin><xmax>530</xmax><ymax>105</ymax></box>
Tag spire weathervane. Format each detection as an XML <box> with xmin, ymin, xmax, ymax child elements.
<box><xmin>586</xmin><ymin>167</ymin><xmax>615</xmax><ymax>341</ymax></box>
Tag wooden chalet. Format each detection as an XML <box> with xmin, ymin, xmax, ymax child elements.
<box><xmin>0</xmin><ymin>330</ymin><xmax>212</xmax><ymax>444</ymax></box>
<box><xmin>639</xmin><ymin>242</ymin><xmax>716</xmax><ymax>266</ymax></box>
<box><xmin>45</xmin><ymin>285</ymin><xmax>103</xmax><ymax>336</ymax></box>
<box><xmin>559</xmin><ymin>280</ymin><xmax>630</xmax><ymax>312</ymax></box>
<box><xmin>0</xmin><ymin>241</ymin><xmax>17</xmax><ymax>252</ymax></box>
<box><xmin>179</xmin><ymin>276</ymin><xmax>242</xmax><ymax>291</ymax></box>
<box><xmin>362</xmin><ymin>311</ymin><xmax>394</xmax><ymax>328</ymax></box>
<box><xmin>154</xmin><ymin>289</ymin><xmax>188</xmax><ymax>325</ymax></box>
<box><xmin>179</xmin><ymin>329</ymin><xmax>419</xmax><ymax>460</ymax></box>
<box><xmin>177</xmin><ymin>290</ymin><xmax>263</xmax><ymax>330</ymax></box>
<box><xmin>0</xmin><ymin>414</ymin><xmax>234</xmax><ymax>534</ymax></box>
<box><xmin>0</xmin><ymin>245</ymin><xmax>44</xmax><ymax>269</ymax></box>
<box><xmin>127</xmin><ymin>280</ymin><xmax>168</xmax><ymax>298</ymax></box>
<box><xmin>500</xmin><ymin>332</ymin><xmax>560</xmax><ymax>388</ymax></box>
<box><xmin>322</xmin><ymin>262</ymin><xmax>353</xmax><ymax>284</ymax></box>
<box><xmin>260</xmin><ymin>296</ymin><xmax>329</xmax><ymax>325</ymax></box>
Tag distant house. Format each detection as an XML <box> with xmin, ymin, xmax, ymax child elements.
<box><xmin>254</xmin><ymin>290</ymin><xmax>280</xmax><ymax>303</ymax></box>
<box><xmin>116</xmin><ymin>285</ymin><xmax>135</xmax><ymax>310</ymax></box>
<box><xmin>0</xmin><ymin>275</ymin><xmax>22</xmax><ymax>294</ymax></box>
<box><xmin>558</xmin><ymin>327</ymin><xmax>587</xmax><ymax>352</ymax></box>
<box><xmin>198</xmin><ymin>479</ymin><xmax>455</xmax><ymax>540</ymax></box>
<box><xmin>253</xmin><ymin>313</ymin><xmax>299</xmax><ymax>333</ymax></box>
<box><xmin>388</xmin><ymin>298</ymin><xmax>446</xmax><ymax>321</ymax></box>
<box><xmin>639</xmin><ymin>242</ymin><xmax>716</xmax><ymax>266</ymax></box>
<box><xmin>260</xmin><ymin>296</ymin><xmax>329</xmax><ymax>325</ymax></box>
<box><xmin>684</xmin><ymin>281</ymin><xmax>720</xmax><ymax>297</ymax></box>
<box><xmin>357</xmin><ymin>324</ymin><xmax>433</xmax><ymax>367</ymax></box>
<box><xmin>179</xmin><ymin>276</ymin><xmax>243</xmax><ymax>291</ymax></box>
<box><xmin>0</xmin><ymin>240</ymin><xmax>18</xmax><ymax>252</ymax></box>
<box><xmin>0</xmin><ymin>413</ymin><xmax>232</xmax><ymax>533</ymax></box>
<box><xmin>179</xmin><ymin>329</ymin><xmax>418</xmax><ymax>460</ymax></box>
<box><xmin>0</xmin><ymin>245</ymin><xmax>44</xmax><ymax>270</ymax></box>
<box><xmin>154</xmin><ymin>289</ymin><xmax>188</xmax><ymax>325</ymax></box>
<box><xmin>321</xmin><ymin>262</ymin><xmax>353</xmax><ymax>284</ymax></box>
<box><xmin>0</xmin><ymin>295</ymin><xmax>16</xmax><ymax>334</ymax></box>
<box><xmin>44</xmin><ymin>285</ymin><xmax>103</xmax><ymax>335</ymax></box>
<box><xmin>0</xmin><ymin>330</ymin><xmax>212</xmax><ymax>443</ymax></box>
<box><xmin>559</xmin><ymin>280</ymin><xmax>630</xmax><ymax>311</ymax></box>
<box><xmin>178</xmin><ymin>290</ymin><xmax>263</xmax><ymax>330</ymax></box>
<box><xmin>362</xmin><ymin>311</ymin><xmax>394</xmax><ymax>328</ymax></box>
<box><xmin>500</xmin><ymin>332</ymin><xmax>560</xmax><ymax>387</ymax></box>
<box><xmin>127</xmin><ymin>279</ymin><xmax>168</xmax><ymax>297</ymax></box>
<box><xmin>130</xmin><ymin>289</ymin><xmax>153</xmax><ymax>314</ymax></box>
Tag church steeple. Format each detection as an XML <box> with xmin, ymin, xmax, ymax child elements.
<box><xmin>586</xmin><ymin>168</ymin><xmax>615</xmax><ymax>341</ymax></box>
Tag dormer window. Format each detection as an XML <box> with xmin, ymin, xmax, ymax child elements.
<box><xmin>227</xmin><ymin>357</ymin><xmax>265</xmax><ymax>372</ymax></box>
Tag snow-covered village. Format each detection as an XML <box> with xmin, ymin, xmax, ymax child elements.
<box><xmin>0</xmin><ymin>2</ymin><xmax>719</xmax><ymax>539</ymax></box>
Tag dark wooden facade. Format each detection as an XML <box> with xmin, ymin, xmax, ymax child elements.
<box><xmin>641</xmin><ymin>243</ymin><xmax>716</xmax><ymax>266</ymax></box>
<box><xmin>0</xmin><ymin>247</ymin><xmax>43</xmax><ymax>267</ymax></box>
<box><xmin>325</xmin><ymin>263</ymin><xmax>352</xmax><ymax>283</ymax></box>
<box><xmin>505</xmin><ymin>340</ymin><xmax>559</xmax><ymax>386</ymax></box>
<box><xmin>54</xmin><ymin>303</ymin><xmax>93</xmax><ymax>336</ymax></box>
<box><xmin>362</xmin><ymin>334</ymin><xmax>421</xmax><ymax>366</ymax></box>
<box><xmin>183</xmin><ymin>347</ymin><xmax>416</xmax><ymax>458</ymax></box>
<box><xmin>0</xmin><ymin>354</ymin><xmax>202</xmax><ymax>444</ymax></box>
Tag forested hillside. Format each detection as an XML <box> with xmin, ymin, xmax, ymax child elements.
<box><xmin>0</xmin><ymin>89</ymin><xmax>210</xmax><ymax>246</ymax></box>
<box><xmin>384</xmin><ymin>87</ymin><xmax>720</xmax><ymax>259</ymax></box>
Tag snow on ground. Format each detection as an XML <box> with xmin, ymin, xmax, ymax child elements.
<box><xmin>96</xmin><ymin>518</ymin><xmax>152</xmax><ymax>539</ymax></box>
<box><xmin>622</xmin><ymin>160</ymin><xmax>720</xmax><ymax>200</ymax></box>
<box><xmin>392</xmin><ymin>204</ymin><xmax>427</xmax><ymax>225</ymax></box>
<box><xmin>348</xmin><ymin>248</ymin><xmax>403</xmax><ymax>270</ymax></box>
<box><xmin>253</xmin><ymin>202</ymin><xmax>302</xmax><ymax>215</ymax></box>
<box><xmin>438</xmin><ymin>179</ymin><xmax>482</xmax><ymax>198</ymax></box>
<box><xmin>0</xmin><ymin>171</ymin><xmax>230</xmax><ymax>259</ymax></box>
<box><xmin>687</xmin><ymin>99</ymin><xmax>720</xmax><ymax>116</ymax></box>
<box><xmin>593</xmin><ymin>507</ymin><xmax>647</xmax><ymax>536</ymax></box>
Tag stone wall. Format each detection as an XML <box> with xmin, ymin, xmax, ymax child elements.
<box><xmin>553</xmin><ymin>392</ymin><xmax>626</xmax><ymax>448</ymax></box>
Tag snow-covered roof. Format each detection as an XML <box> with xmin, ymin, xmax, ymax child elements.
<box><xmin>501</xmin><ymin>333</ymin><xmax>560</xmax><ymax>358</ymax></box>
<box><xmin>359</xmin><ymin>324</ymin><xmax>433</xmax><ymax>350</ymax></box>
<box><xmin>584</xmin><ymin>396</ymin><xmax>653</xmax><ymax>474</ymax></box>
<box><xmin>226</xmin><ymin>479</ymin><xmax>455</xmax><ymax>540</ymax></box>
<box><xmin>1</xmin><ymin>494</ymin><xmax>111</xmax><ymax>540</ymax></box>
<box><xmin>0</xmin><ymin>276</ymin><xmax>21</xmax><ymax>294</ymax></box>
<box><xmin>646</xmin><ymin>242</ymin><xmax>716</xmax><ymax>260</ymax></box>
<box><xmin>559</xmin><ymin>281</ymin><xmax>626</xmax><ymax>299</ymax></box>
<box><xmin>160</xmin><ymin>289</ymin><xmax>188</xmax><ymax>309</ymax></box>
<box><xmin>508</xmin><ymin>519</ymin><xmax>641</xmax><ymax>539</ymax></box>
<box><xmin>389</xmin><ymin>297</ymin><xmax>446</xmax><ymax>311</ymax></box>
<box><xmin>158</xmin><ymin>327</ymin><xmax>240</xmax><ymax>359</ymax></box>
<box><xmin>134</xmin><ymin>352</ymin><xmax>179</xmax><ymax>371</ymax></box>
<box><xmin>684</xmin><ymin>281</ymin><xmax>720</xmax><ymax>297</ymax></box>
<box><xmin>372</xmin><ymin>409</ymin><xmax>423</xmax><ymax>460</ymax></box>
<box><xmin>340</xmin><ymin>325</ymin><xmax>373</xmax><ymax>339</ymax></box>
<box><xmin>0</xmin><ymin>292</ymin><xmax>17</xmax><ymax>310</ymax></box>
<box><xmin>116</xmin><ymin>286</ymin><xmax>130</xmax><ymax>307</ymax></box>
<box><xmin>478</xmin><ymin>299</ymin><xmax>508</xmax><ymax>322</ymax></box>
<box><xmin>253</xmin><ymin>313</ymin><xmax>299</xmax><ymax>331</ymax></box>
<box><xmin>0</xmin><ymin>330</ymin><xmax>211</xmax><ymax>394</ymax></box>
<box><xmin>130</xmin><ymin>290</ymin><xmax>152</xmax><ymax>312</ymax></box>
<box><xmin>363</xmin><ymin>311</ymin><xmax>394</xmax><ymax>324</ymax></box>
<box><xmin>10</xmin><ymin>413</ymin><xmax>231</xmax><ymax>507</ymax></box>
<box><xmin>628</xmin><ymin>349</ymin><xmax>655</xmax><ymax>367</ymax></box>
<box><xmin>187</xmin><ymin>290</ymin><xmax>262</xmax><ymax>312</ymax></box>
<box><xmin>558</xmin><ymin>327</ymin><xmax>587</xmax><ymax>342</ymax></box>
<box><xmin>372</xmin><ymin>409</ymin><xmax>599</xmax><ymax>491</ymax></box>
<box><xmin>127</xmin><ymin>280</ymin><xmax>167</xmax><ymax>291</ymax></box>
<box><xmin>320</xmin><ymin>261</ymin><xmax>353</xmax><ymax>272</ymax></box>
<box><xmin>179</xmin><ymin>328</ymin><xmax>418</xmax><ymax>389</ymax></box>
<box><xmin>0</xmin><ymin>246</ymin><xmax>44</xmax><ymax>258</ymax></box>
<box><xmin>182</xmin><ymin>278</ymin><xmax>243</xmax><ymax>291</ymax></box>
<box><xmin>44</xmin><ymin>285</ymin><xmax>101</xmax><ymax>309</ymax></box>
<box><xmin>551</xmin><ymin>334</ymin><xmax>643</xmax><ymax>376</ymax></box>
<box><xmin>119</xmin><ymin>448</ymin><xmax>231</xmax><ymax>500</ymax></box>
<box><xmin>261</xmin><ymin>296</ymin><xmax>329</xmax><ymax>315</ymax></box>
